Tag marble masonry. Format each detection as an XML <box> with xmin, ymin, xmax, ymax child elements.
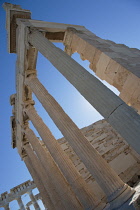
<box><xmin>3</xmin><ymin>3</ymin><xmax>140</xmax><ymax>209</ymax></box>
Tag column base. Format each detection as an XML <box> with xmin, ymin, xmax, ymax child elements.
<box><xmin>108</xmin><ymin>184</ymin><xmax>135</xmax><ymax>209</ymax></box>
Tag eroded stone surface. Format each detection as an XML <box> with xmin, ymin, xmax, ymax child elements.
<box><xmin>58</xmin><ymin>119</ymin><xmax>140</xmax><ymax>201</ymax></box>
<box><xmin>0</xmin><ymin>180</ymin><xmax>42</xmax><ymax>209</ymax></box>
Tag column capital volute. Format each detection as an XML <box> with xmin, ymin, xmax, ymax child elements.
<box><xmin>64</xmin><ymin>27</ymin><xmax>77</xmax><ymax>45</ymax></box>
<box><xmin>25</xmin><ymin>69</ymin><xmax>37</xmax><ymax>80</ymax></box>
<box><xmin>23</xmin><ymin>100</ymin><xmax>35</xmax><ymax>115</ymax></box>
<box><xmin>28</xmin><ymin>26</ymin><xmax>46</xmax><ymax>34</ymax></box>
<box><xmin>23</xmin><ymin>101</ymin><xmax>34</xmax><ymax>123</ymax></box>
<box><xmin>28</xmin><ymin>27</ymin><xmax>38</xmax><ymax>34</ymax></box>
<box><xmin>28</xmin><ymin>27</ymin><xmax>46</xmax><ymax>46</ymax></box>
<box><xmin>23</xmin><ymin>104</ymin><xmax>34</xmax><ymax>127</ymax></box>
<box><xmin>21</xmin><ymin>147</ymin><xmax>28</xmax><ymax>159</ymax></box>
<box><xmin>64</xmin><ymin>27</ymin><xmax>78</xmax><ymax>56</ymax></box>
<box><xmin>21</xmin><ymin>123</ymin><xmax>32</xmax><ymax>140</ymax></box>
<box><xmin>22</xmin><ymin>132</ymin><xmax>29</xmax><ymax>145</ymax></box>
<box><xmin>24</xmin><ymin>100</ymin><xmax>35</xmax><ymax>107</ymax></box>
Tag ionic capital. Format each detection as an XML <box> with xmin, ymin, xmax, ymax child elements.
<box><xmin>64</xmin><ymin>27</ymin><xmax>77</xmax><ymax>45</ymax></box>
<box><xmin>22</xmin><ymin>126</ymin><xmax>30</xmax><ymax>143</ymax></box>
<box><xmin>22</xmin><ymin>101</ymin><xmax>34</xmax><ymax>127</ymax></box>
<box><xmin>63</xmin><ymin>27</ymin><xmax>77</xmax><ymax>44</ymax></box>
<box><xmin>22</xmin><ymin>124</ymin><xmax>30</xmax><ymax>135</ymax></box>
<box><xmin>23</xmin><ymin>102</ymin><xmax>35</xmax><ymax>120</ymax></box>
<box><xmin>24</xmin><ymin>99</ymin><xmax>35</xmax><ymax>108</ymax></box>
<box><xmin>28</xmin><ymin>27</ymin><xmax>38</xmax><ymax>35</ymax></box>
<box><xmin>64</xmin><ymin>27</ymin><xmax>77</xmax><ymax>56</ymax></box>
<box><xmin>25</xmin><ymin>69</ymin><xmax>37</xmax><ymax>82</ymax></box>
<box><xmin>21</xmin><ymin>147</ymin><xmax>28</xmax><ymax>159</ymax></box>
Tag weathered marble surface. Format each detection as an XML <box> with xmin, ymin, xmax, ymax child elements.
<box><xmin>58</xmin><ymin>119</ymin><xmax>140</xmax><ymax>201</ymax></box>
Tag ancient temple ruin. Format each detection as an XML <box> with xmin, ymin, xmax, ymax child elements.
<box><xmin>0</xmin><ymin>180</ymin><xmax>43</xmax><ymax>209</ymax></box>
<box><xmin>3</xmin><ymin>3</ymin><xmax>140</xmax><ymax>210</ymax></box>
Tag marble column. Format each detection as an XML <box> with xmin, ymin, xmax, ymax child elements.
<box><xmin>23</xmin><ymin>144</ymin><xmax>65</xmax><ymax>209</ymax></box>
<box><xmin>23</xmin><ymin>155</ymin><xmax>54</xmax><ymax>210</ymax></box>
<box><xmin>28</xmin><ymin>190</ymin><xmax>40</xmax><ymax>210</ymax></box>
<box><xmin>25</xmin><ymin>74</ymin><xmax>134</xmax><ymax>209</ymax></box>
<box><xmin>23</xmin><ymin>130</ymin><xmax>82</xmax><ymax>209</ymax></box>
<box><xmin>28</xmin><ymin>29</ymin><xmax>140</xmax><ymax>155</ymax></box>
<box><xmin>3</xmin><ymin>204</ymin><xmax>10</xmax><ymax>210</ymax></box>
<box><xmin>24</xmin><ymin>105</ymin><xmax>103</xmax><ymax>210</ymax></box>
<box><xmin>17</xmin><ymin>196</ymin><xmax>25</xmax><ymax>210</ymax></box>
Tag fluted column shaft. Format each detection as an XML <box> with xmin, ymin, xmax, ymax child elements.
<box><xmin>24</xmin><ymin>134</ymin><xmax>82</xmax><ymax>210</ymax></box>
<box><xmin>24</xmin><ymin>144</ymin><xmax>65</xmax><ymax>209</ymax></box>
<box><xmin>24</xmin><ymin>155</ymin><xmax>54</xmax><ymax>210</ymax></box>
<box><xmin>25</xmin><ymin>75</ymin><xmax>134</xmax><ymax>209</ymax></box>
<box><xmin>24</xmin><ymin>106</ymin><xmax>102</xmax><ymax>209</ymax></box>
<box><xmin>17</xmin><ymin>196</ymin><xmax>25</xmax><ymax>210</ymax></box>
<box><xmin>28</xmin><ymin>29</ymin><xmax>140</xmax><ymax>155</ymax></box>
<box><xmin>28</xmin><ymin>190</ymin><xmax>40</xmax><ymax>210</ymax></box>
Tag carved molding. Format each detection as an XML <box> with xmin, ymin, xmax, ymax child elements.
<box><xmin>3</xmin><ymin>3</ymin><xmax>31</xmax><ymax>53</ymax></box>
<box><xmin>0</xmin><ymin>180</ymin><xmax>36</xmax><ymax>208</ymax></box>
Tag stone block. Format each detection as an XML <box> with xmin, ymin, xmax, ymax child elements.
<box><xmin>90</xmin><ymin>49</ymin><xmax>102</xmax><ymax>72</ymax></box>
<box><xmin>76</xmin><ymin>162</ymin><xmax>85</xmax><ymax>171</ymax></box>
<box><xmin>110</xmin><ymin>45</ymin><xmax>136</xmax><ymax>57</ymax></box>
<box><xmin>104</xmin><ymin>52</ymin><xmax>120</xmax><ymax>59</ymax></box>
<box><xmin>131</xmin><ymin>85</ymin><xmax>140</xmax><ymax>103</ymax></box>
<box><xmin>119</xmin><ymin>163</ymin><xmax>140</xmax><ymax>183</ymax></box>
<box><xmin>72</xmin><ymin>158</ymin><xmax>81</xmax><ymax>166</ymax></box>
<box><xmin>86</xmin><ymin>135</ymin><xmax>93</xmax><ymax>142</ymax></box>
<box><xmin>92</xmin><ymin>133</ymin><xmax>108</xmax><ymax>144</ymax></box>
<box><xmin>119</xmin><ymin>89</ymin><xmax>132</xmax><ymax>104</ymax></box>
<box><xmin>79</xmin><ymin>168</ymin><xmax>89</xmax><ymax>178</ymax></box>
<box><xmin>85</xmin><ymin>130</ymin><xmax>94</xmax><ymax>137</ymax></box>
<box><xmin>109</xmin><ymin>153</ymin><xmax>136</xmax><ymax>174</ymax></box>
<box><xmin>121</xmin><ymin>73</ymin><xmax>140</xmax><ymax>95</ymax></box>
<box><xmin>76</xmin><ymin>39</ymin><xmax>87</xmax><ymax>55</ymax></box>
<box><xmin>71</xmin><ymin>33</ymin><xmax>81</xmax><ymax>52</ymax></box>
<box><xmin>58</xmin><ymin>137</ymin><xmax>66</xmax><ymax>144</ymax></box>
<box><xmin>3</xmin><ymin>3</ymin><xmax>31</xmax><ymax>53</ymax></box>
<box><xmin>60</xmin><ymin>142</ymin><xmax>69</xmax><ymax>151</ymax></box>
<box><xmin>113</xmin><ymin>66</ymin><xmax>130</xmax><ymax>91</ymax></box>
<box><xmin>82</xmin><ymin>42</ymin><xmax>96</xmax><ymax>62</ymax></box>
<box><xmin>84</xmin><ymin>30</ymin><xmax>97</xmax><ymax>38</ymax></box>
<box><xmin>104</xmin><ymin>59</ymin><xmax>120</xmax><ymax>83</ymax></box>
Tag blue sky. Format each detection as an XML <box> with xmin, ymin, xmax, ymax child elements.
<box><xmin>0</xmin><ymin>0</ymin><xmax>140</xmax><ymax>209</ymax></box>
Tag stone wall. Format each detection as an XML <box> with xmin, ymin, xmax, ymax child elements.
<box><xmin>58</xmin><ymin>119</ymin><xmax>140</xmax><ymax>200</ymax></box>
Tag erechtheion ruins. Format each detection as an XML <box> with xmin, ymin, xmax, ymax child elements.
<box><xmin>2</xmin><ymin>2</ymin><xmax>140</xmax><ymax>209</ymax></box>
<box><xmin>0</xmin><ymin>180</ymin><xmax>44</xmax><ymax>209</ymax></box>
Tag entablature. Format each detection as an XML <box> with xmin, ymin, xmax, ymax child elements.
<box><xmin>3</xmin><ymin>3</ymin><xmax>31</xmax><ymax>53</ymax></box>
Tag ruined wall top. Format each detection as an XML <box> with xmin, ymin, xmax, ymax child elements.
<box><xmin>0</xmin><ymin>180</ymin><xmax>36</xmax><ymax>207</ymax></box>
